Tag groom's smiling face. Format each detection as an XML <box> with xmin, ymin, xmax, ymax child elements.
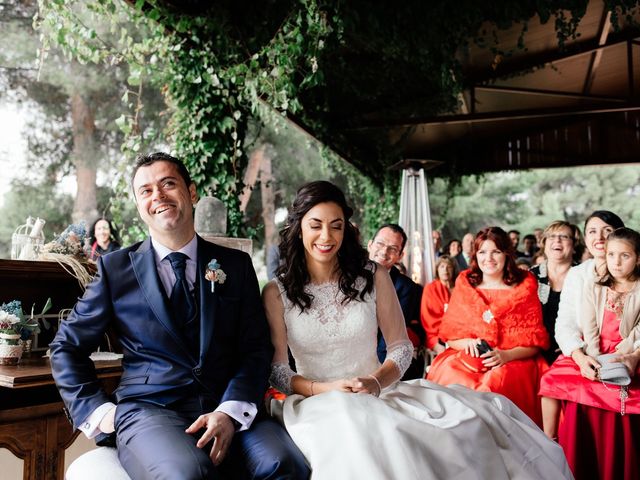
<box><xmin>133</xmin><ymin>160</ymin><xmax>197</xmax><ymax>245</ymax></box>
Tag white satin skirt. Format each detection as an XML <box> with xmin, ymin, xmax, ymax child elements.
<box><xmin>271</xmin><ymin>380</ymin><xmax>573</xmax><ymax>480</ymax></box>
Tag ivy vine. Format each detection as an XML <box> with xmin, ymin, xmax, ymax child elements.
<box><xmin>36</xmin><ymin>0</ymin><xmax>332</xmax><ymax>237</ymax></box>
<box><xmin>34</xmin><ymin>0</ymin><xmax>640</xmax><ymax>240</ymax></box>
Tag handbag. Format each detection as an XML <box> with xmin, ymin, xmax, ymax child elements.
<box><xmin>456</xmin><ymin>350</ymin><xmax>489</xmax><ymax>373</ymax></box>
<box><xmin>596</xmin><ymin>353</ymin><xmax>631</xmax><ymax>386</ymax></box>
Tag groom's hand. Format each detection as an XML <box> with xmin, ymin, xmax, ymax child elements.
<box><xmin>185</xmin><ymin>411</ymin><xmax>235</xmax><ymax>466</ymax></box>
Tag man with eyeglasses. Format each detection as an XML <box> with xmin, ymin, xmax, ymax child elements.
<box><xmin>367</xmin><ymin>224</ymin><xmax>425</xmax><ymax>379</ymax></box>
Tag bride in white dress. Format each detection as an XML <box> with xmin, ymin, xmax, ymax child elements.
<box><xmin>263</xmin><ymin>181</ymin><xmax>573</xmax><ymax>480</ymax></box>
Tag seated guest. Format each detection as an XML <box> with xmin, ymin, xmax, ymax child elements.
<box><xmin>457</xmin><ymin>232</ymin><xmax>474</xmax><ymax>271</ymax></box>
<box><xmin>446</xmin><ymin>239</ymin><xmax>462</xmax><ymax>258</ymax></box>
<box><xmin>534</xmin><ymin>228</ymin><xmax>544</xmax><ymax>248</ymax></box>
<box><xmin>432</xmin><ymin>229</ymin><xmax>443</xmax><ymax>258</ymax></box>
<box><xmin>445</xmin><ymin>239</ymin><xmax>464</xmax><ymax>271</ymax></box>
<box><xmin>539</xmin><ymin>227</ymin><xmax>640</xmax><ymax>480</ymax></box>
<box><xmin>421</xmin><ymin>255</ymin><xmax>457</xmax><ymax>356</ymax></box>
<box><xmin>521</xmin><ymin>234</ymin><xmax>537</xmax><ymax>258</ymax></box>
<box><xmin>427</xmin><ymin>226</ymin><xmax>549</xmax><ymax>426</ymax></box>
<box><xmin>368</xmin><ymin>223</ymin><xmax>425</xmax><ymax>379</ymax></box>
<box><xmin>508</xmin><ymin>229</ymin><xmax>524</xmax><ymax>257</ymax></box>
<box><xmin>88</xmin><ymin>217</ymin><xmax>121</xmax><ymax>261</ymax></box>
<box><xmin>530</xmin><ymin>221</ymin><xmax>579</xmax><ymax>365</ymax></box>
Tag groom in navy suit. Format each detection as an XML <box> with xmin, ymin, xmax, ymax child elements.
<box><xmin>50</xmin><ymin>152</ymin><xmax>308</xmax><ymax>479</ymax></box>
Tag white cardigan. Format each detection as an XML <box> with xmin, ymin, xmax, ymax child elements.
<box><xmin>554</xmin><ymin>259</ymin><xmax>596</xmax><ymax>356</ymax></box>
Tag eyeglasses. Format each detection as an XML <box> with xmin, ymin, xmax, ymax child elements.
<box><xmin>373</xmin><ymin>240</ymin><xmax>402</xmax><ymax>256</ymax></box>
<box><xmin>546</xmin><ymin>234</ymin><xmax>572</xmax><ymax>242</ymax></box>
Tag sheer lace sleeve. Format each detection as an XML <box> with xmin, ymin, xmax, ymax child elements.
<box><xmin>375</xmin><ymin>267</ymin><xmax>413</xmax><ymax>379</ymax></box>
<box><xmin>263</xmin><ymin>280</ymin><xmax>297</xmax><ymax>394</ymax></box>
<box><xmin>269</xmin><ymin>362</ymin><xmax>296</xmax><ymax>395</ymax></box>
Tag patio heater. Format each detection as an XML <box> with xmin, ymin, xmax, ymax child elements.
<box><xmin>392</xmin><ymin>159</ymin><xmax>442</xmax><ymax>286</ymax></box>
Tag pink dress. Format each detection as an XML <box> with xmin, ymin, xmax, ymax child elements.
<box><xmin>539</xmin><ymin>289</ymin><xmax>640</xmax><ymax>480</ymax></box>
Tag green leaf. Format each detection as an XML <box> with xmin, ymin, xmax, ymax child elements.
<box><xmin>127</xmin><ymin>67</ymin><xmax>141</xmax><ymax>86</ymax></box>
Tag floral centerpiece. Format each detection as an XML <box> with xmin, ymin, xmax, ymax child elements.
<box><xmin>0</xmin><ymin>299</ymin><xmax>51</xmax><ymax>365</ymax></box>
<box><xmin>39</xmin><ymin>222</ymin><xmax>94</xmax><ymax>288</ymax></box>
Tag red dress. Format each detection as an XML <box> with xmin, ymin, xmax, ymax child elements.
<box><xmin>538</xmin><ymin>290</ymin><xmax>640</xmax><ymax>480</ymax></box>
<box><xmin>427</xmin><ymin>271</ymin><xmax>549</xmax><ymax>426</ymax></box>
<box><xmin>420</xmin><ymin>279</ymin><xmax>451</xmax><ymax>350</ymax></box>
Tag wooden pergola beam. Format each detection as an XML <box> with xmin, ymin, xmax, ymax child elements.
<box><xmin>582</xmin><ymin>9</ymin><xmax>612</xmax><ymax>94</ymax></box>
<box><xmin>466</xmin><ymin>27</ymin><xmax>640</xmax><ymax>85</ymax></box>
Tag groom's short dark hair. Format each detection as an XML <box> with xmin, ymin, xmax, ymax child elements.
<box><xmin>131</xmin><ymin>152</ymin><xmax>193</xmax><ymax>191</ymax></box>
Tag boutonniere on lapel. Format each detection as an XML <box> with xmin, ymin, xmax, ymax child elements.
<box><xmin>205</xmin><ymin>259</ymin><xmax>226</xmax><ymax>292</ymax></box>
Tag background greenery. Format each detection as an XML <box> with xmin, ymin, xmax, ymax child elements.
<box><xmin>1</xmin><ymin>0</ymin><xmax>639</xmax><ymax>263</ymax></box>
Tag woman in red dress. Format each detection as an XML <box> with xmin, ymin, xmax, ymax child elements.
<box><xmin>427</xmin><ymin>226</ymin><xmax>549</xmax><ymax>426</ymax></box>
<box><xmin>539</xmin><ymin>227</ymin><xmax>640</xmax><ymax>480</ymax></box>
<box><xmin>420</xmin><ymin>255</ymin><xmax>457</xmax><ymax>356</ymax></box>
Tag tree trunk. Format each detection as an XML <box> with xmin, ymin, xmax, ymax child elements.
<box><xmin>70</xmin><ymin>93</ymin><xmax>99</xmax><ymax>226</ymax></box>
<box><xmin>260</xmin><ymin>150</ymin><xmax>276</xmax><ymax>250</ymax></box>
<box><xmin>239</xmin><ymin>145</ymin><xmax>265</xmax><ymax>213</ymax></box>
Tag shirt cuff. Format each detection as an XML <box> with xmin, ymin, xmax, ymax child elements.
<box><xmin>78</xmin><ymin>402</ymin><xmax>116</xmax><ymax>439</ymax></box>
<box><xmin>215</xmin><ymin>401</ymin><xmax>257</xmax><ymax>431</ymax></box>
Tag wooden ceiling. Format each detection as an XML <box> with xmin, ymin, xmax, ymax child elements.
<box><xmin>146</xmin><ymin>1</ymin><xmax>640</xmax><ymax>178</ymax></box>
<box><xmin>358</xmin><ymin>1</ymin><xmax>640</xmax><ymax>175</ymax></box>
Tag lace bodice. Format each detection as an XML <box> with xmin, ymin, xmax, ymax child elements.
<box><xmin>277</xmin><ymin>280</ymin><xmax>381</xmax><ymax>382</ymax></box>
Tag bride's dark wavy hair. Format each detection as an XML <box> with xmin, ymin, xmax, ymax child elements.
<box><xmin>276</xmin><ymin>181</ymin><xmax>375</xmax><ymax>311</ymax></box>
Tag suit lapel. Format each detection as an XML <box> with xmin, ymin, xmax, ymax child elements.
<box><xmin>130</xmin><ymin>239</ymin><xmax>193</xmax><ymax>359</ymax></box>
<box><xmin>197</xmin><ymin>236</ymin><xmax>217</xmax><ymax>364</ymax></box>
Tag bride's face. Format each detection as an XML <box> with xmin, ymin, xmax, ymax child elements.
<box><xmin>301</xmin><ymin>201</ymin><xmax>345</xmax><ymax>267</ymax></box>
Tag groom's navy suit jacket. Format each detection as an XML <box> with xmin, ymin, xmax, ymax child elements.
<box><xmin>50</xmin><ymin>235</ymin><xmax>273</xmax><ymax>431</ymax></box>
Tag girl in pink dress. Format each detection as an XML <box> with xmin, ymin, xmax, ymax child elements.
<box><xmin>539</xmin><ymin>227</ymin><xmax>640</xmax><ymax>480</ymax></box>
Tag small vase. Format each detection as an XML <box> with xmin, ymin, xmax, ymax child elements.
<box><xmin>19</xmin><ymin>337</ymin><xmax>33</xmax><ymax>356</ymax></box>
<box><xmin>0</xmin><ymin>333</ymin><xmax>23</xmax><ymax>366</ymax></box>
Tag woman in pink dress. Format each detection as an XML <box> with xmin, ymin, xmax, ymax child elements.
<box><xmin>539</xmin><ymin>227</ymin><xmax>640</xmax><ymax>480</ymax></box>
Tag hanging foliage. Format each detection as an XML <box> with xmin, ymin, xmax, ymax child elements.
<box><xmin>36</xmin><ymin>0</ymin><xmax>332</xmax><ymax>236</ymax></box>
<box><xmin>34</xmin><ymin>0</ymin><xmax>640</xmax><ymax>237</ymax></box>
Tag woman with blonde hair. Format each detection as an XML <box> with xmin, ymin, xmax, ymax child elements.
<box><xmin>530</xmin><ymin>220</ymin><xmax>580</xmax><ymax>364</ymax></box>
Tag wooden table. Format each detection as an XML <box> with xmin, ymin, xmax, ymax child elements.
<box><xmin>0</xmin><ymin>355</ymin><xmax>121</xmax><ymax>480</ymax></box>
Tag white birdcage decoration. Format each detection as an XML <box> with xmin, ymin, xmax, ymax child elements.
<box><xmin>11</xmin><ymin>217</ymin><xmax>46</xmax><ymax>260</ymax></box>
